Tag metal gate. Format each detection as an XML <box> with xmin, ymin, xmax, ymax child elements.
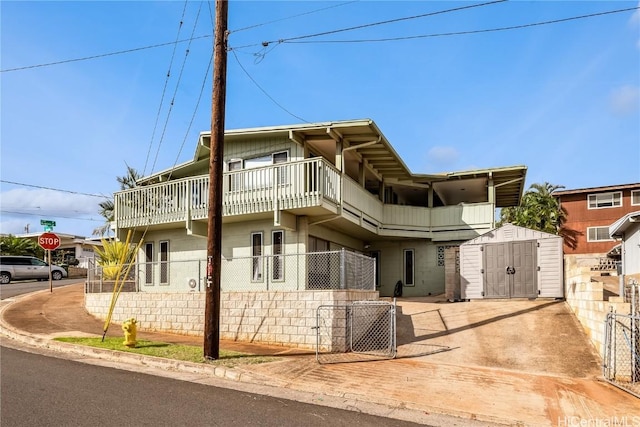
<box><xmin>315</xmin><ymin>301</ymin><xmax>396</xmax><ymax>364</ymax></box>
<box><xmin>602</xmin><ymin>281</ymin><xmax>640</xmax><ymax>398</ymax></box>
<box><xmin>483</xmin><ymin>240</ymin><xmax>537</xmax><ymax>298</ymax></box>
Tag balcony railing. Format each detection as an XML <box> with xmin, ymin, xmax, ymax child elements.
<box><xmin>114</xmin><ymin>157</ymin><xmax>495</xmax><ymax>238</ymax></box>
<box><xmin>115</xmin><ymin>158</ymin><xmax>341</xmax><ymax>229</ymax></box>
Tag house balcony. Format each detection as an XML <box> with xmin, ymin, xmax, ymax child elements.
<box><xmin>114</xmin><ymin>158</ymin><xmax>495</xmax><ymax>240</ymax></box>
<box><xmin>114</xmin><ymin>158</ymin><xmax>342</xmax><ymax>232</ymax></box>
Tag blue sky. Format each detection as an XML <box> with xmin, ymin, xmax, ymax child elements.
<box><xmin>1</xmin><ymin>1</ymin><xmax>639</xmax><ymax>238</ymax></box>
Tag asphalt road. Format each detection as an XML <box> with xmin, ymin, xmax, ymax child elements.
<box><xmin>0</xmin><ymin>345</ymin><xmax>423</xmax><ymax>427</ymax></box>
<box><xmin>0</xmin><ymin>278</ymin><xmax>82</xmax><ymax>299</ymax></box>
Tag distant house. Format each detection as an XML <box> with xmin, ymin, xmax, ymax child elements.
<box><xmin>609</xmin><ymin>211</ymin><xmax>640</xmax><ymax>283</ymax></box>
<box><xmin>112</xmin><ymin>119</ymin><xmax>527</xmax><ymax>297</ymax></box>
<box><xmin>553</xmin><ymin>183</ymin><xmax>640</xmax><ymax>256</ymax></box>
<box><xmin>17</xmin><ymin>232</ymin><xmax>102</xmax><ymax>268</ymax></box>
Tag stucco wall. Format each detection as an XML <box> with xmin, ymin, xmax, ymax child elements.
<box><xmin>85</xmin><ymin>290</ymin><xmax>378</xmax><ymax>350</ymax></box>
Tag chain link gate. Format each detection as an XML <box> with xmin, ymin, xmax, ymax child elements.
<box><xmin>602</xmin><ymin>281</ymin><xmax>640</xmax><ymax>398</ymax></box>
<box><xmin>315</xmin><ymin>301</ymin><xmax>396</xmax><ymax>364</ymax></box>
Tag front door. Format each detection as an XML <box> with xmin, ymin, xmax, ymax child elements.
<box><xmin>483</xmin><ymin>240</ymin><xmax>537</xmax><ymax>298</ymax></box>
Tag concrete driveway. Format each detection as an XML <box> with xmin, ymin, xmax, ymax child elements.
<box><xmin>395</xmin><ymin>296</ymin><xmax>601</xmax><ymax>378</ymax></box>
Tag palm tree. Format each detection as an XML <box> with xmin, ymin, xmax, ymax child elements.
<box><xmin>499</xmin><ymin>182</ymin><xmax>579</xmax><ymax>249</ymax></box>
<box><xmin>93</xmin><ymin>164</ymin><xmax>142</xmax><ymax>236</ymax></box>
<box><xmin>0</xmin><ymin>235</ymin><xmax>44</xmax><ymax>257</ymax></box>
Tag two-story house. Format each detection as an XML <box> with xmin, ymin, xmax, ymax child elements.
<box><xmin>553</xmin><ymin>183</ymin><xmax>640</xmax><ymax>257</ymax></box>
<box><xmin>113</xmin><ymin>119</ymin><xmax>527</xmax><ymax>297</ymax></box>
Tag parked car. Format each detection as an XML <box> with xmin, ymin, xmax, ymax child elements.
<box><xmin>0</xmin><ymin>255</ymin><xmax>68</xmax><ymax>284</ymax></box>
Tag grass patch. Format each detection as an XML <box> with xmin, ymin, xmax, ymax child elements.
<box><xmin>54</xmin><ymin>337</ymin><xmax>276</xmax><ymax>366</ymax></box>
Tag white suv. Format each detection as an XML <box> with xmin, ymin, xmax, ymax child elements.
<box><xmin>0</xmin><ymin>256</ymin><xmax>68</xmax><ymax>284</ymax></box>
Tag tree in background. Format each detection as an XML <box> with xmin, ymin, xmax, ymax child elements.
<box><xmin>0</xmin><ymin>235</ymin><xmax>44</xmax><ymax>258</ymax></box>
<box><xmin>498</xmin><ymin>182</ymin><xmax>579</xmax><ymax>249</ymax></box>
<box><xmin>93</xmin><ymin>164</ymin><xmax>142</xmax><ymax>236</ymax></box>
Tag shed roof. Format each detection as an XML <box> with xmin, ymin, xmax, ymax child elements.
<box><xmin>461</xmin><ymin>223</ymin><xmax>561</xmax><ymax>246</ymax></box>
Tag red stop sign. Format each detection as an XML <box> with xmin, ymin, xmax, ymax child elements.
<box><xmin>38</xmin><ymin>232</ymin><xmax>61</xmax><ymax>250</ymax></box>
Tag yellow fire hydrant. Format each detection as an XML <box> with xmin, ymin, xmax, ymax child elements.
<box><xmin>122</xmin><ymin>318</ymin><xmax>137</xmax><ymax>348</ymax></box>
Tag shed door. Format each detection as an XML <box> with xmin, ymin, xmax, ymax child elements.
<box><xmin>484</xmin><ymin>243</ymin><xmax>509</xmax><ymax>298</ymax></box>
<box><xmin>510</xmin><ymin>241</ymin><xmax>537</xmax><ymax>298</ymax></box>
<box><xmin>483</xmin><ymin>240</ymin><xmax>537</xmax><ymax>298</ymax></box>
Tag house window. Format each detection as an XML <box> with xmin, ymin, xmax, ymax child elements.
<box><xmin>632</xmin><ymin>190</ymin><xmax>640</xmax><ymax>206</ymax></box>
<box><xmin>144</xmin><ymin>243</ymin><xmax>153</xmax><ymax>285</ymax></box>
<box><xmin>228</xmin><ymin>160</ymin><xmax>243</xmax><ymax>191</ymax></box>
<box><xmin>159</xmin><ymin>241</ymin><xmax>169</xmax><ymax>285</ymax></box>
<box><xmin>403</xmin><ymin>249</ymin><xmax>414</xmax><ymax>286</ymax></box>
<box><xmin>251</xmin><ymin>232</ymin><xmax>263</xmax><ymax>282</ymax></box>
<box><xmin>272</xmin><ymin>230</ymin><xmax>284</xmax><ymax>281</ymax></box>
<box><xmin>588</xmin><ymin>192</ymin><xmax>622</xmax><ymax>209</ymax></box>
<box><xmin>272</xmin><ymin>151</ymin><xmax>289</xmax><ymax>185</ymax></box>
<box><xmin>587</xmin><ymin>227</ymin><xmax>613</xmax><ymax>242</ymax></box>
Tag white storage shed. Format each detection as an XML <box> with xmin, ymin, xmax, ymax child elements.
<box><xmin>460</xmin><ymin>223</ymin><xmax>564</xmax><ymax>299</ymax></box>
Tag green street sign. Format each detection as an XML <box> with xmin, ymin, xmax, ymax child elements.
<box><xmin>40</xmin><ymin>219</ymin><xmax>56</xmax><ymax>227</ymax></box>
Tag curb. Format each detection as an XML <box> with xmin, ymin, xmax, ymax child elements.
<box><xmin>0</xmin><ymin>292</ymin><xmax>514</xmax><ymax>427</ymax></box>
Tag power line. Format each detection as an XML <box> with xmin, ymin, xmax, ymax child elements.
<box><xmin>0</xmin><ymin>2</ymin><xmax>358</xmax><ymax>73</ymax></box>
<box><xmin>143</xmin><ymin>0</ymin><xmax>190</xmax><ymax>176</ymax></box>
<box><xmin>0</xmin><ymin>35</ymin><xmax>212</xmax><ymax>73</ymax></box>
<box><xmin>282</xmin><ymin>5</ymin><xmax>640</xmax><ymax>44</ymax></box>
<box><xmin>0</xmin><ymin>210</ymin><xmax>103</xmax><ymax>222</ymax></box>
<box><xmin>231</xmin><ymin>1</ymin><xmax>359</xmax><ymax>34</ymax></box>
<box><xmin>231</xmin><ymin>50</ymin><xmax>309</xmax><ymax>124</ymax></box>
<box><xmin>0</xmin><ymin>180</ymin><xmax>110</xmax><ymax>199</ymax></box>
<box><xmin>259</xmin><ymin>0</ymin><xmax>507</xmax><ymax>47</ymax></box>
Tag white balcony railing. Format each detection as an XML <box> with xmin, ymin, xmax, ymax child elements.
<box><xmin>114</xmin><ymin>157</ymin><xmax>494</xmax><ymax>238</ymax></box>
<box><xmin>115</xmin><ymin>158</ymin><xmax>341</xmax><ymax>229</ymax></box>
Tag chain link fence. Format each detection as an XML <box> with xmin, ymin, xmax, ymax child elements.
<box><xmin>316</xmin><ymin>301</ymin><xmax>396</xmax><ymax>364</ymax></box>
<box><xmin>602</xmin><ymin>280</ymin><xmax>640</xmax><ymax>398</ymax></box>
<box><xmin>86</xmin><ymin>250</ymin><xmax>375</xmax><ymax>293</ymax></box>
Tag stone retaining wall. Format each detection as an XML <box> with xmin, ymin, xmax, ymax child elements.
<box><xmin>85</xmin><ymin>290</ymin><xmax>378</xmax><ymax>349</ymax></box>
<box><xmin>564</xmin><ymin>255</ymin><xmax>630</xmax><ymax>356</ymax></box>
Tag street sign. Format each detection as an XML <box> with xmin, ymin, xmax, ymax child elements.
<box><xmin>41</xmin><ymin>219</ymin><xmax>56</xmax><ymax>231</ymax></box>
<box><xmin>38</xmin><ymin>232</ymin><xmax>61</xmax><ymax>250</ymax></box>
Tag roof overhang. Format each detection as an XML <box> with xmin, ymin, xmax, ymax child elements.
<box><xmin>609</xmin><ymin>210</ymin><xmax>640</xmax><ymax>238</ymax></box>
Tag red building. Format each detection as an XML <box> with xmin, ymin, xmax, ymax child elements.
<box><xmin>553</xmin><ymin>183</ymin><xmax>640</xmax><ymax>255</ymax></box>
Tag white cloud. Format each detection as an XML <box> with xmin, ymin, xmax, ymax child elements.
<box><xmin>427</xmin><ymin>146</ymin><xmax>459</xmax><ymax>166</ymax></box>
<box><xmin>609</xmin><ymin>85</ymin><xmax>640</xmax><ymax>116</ymax></box>
<box><xmin>0</xmin><ymin>188</ymin><xmax>104</xmax><ymax>236</ymax></box>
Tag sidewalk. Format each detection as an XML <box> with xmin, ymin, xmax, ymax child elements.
<box><xmin>1</xmin><ymin>283</ymin><xmax>639</xmax><ymax>427</ymax></box>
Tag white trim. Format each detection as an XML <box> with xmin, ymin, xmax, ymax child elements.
<box><xmin>272</xmin><ymin>230</ymin><xmax>284</xmax><ymax>282</ymax></box>
<box><xmin>586</xmin><ymin>226</ymin><xmax>614</xmax><ymax>242</ymax></box>
<box><xmin>403</xmin><ymin>248</ymin><xmax>415</xmax><ymax>286</ymax></box>
<box><xmin>159</xmin><ymin>240</ymin><xmax>169</xmax><ymax>285</ymax></box>
<box><xmin>631</xmin><ymin>190</ymin><xmax>640</xmax><ymax>206</ymax></box>
<box><xmin>250</xmin><ymin>232</ymin><xmax>263</xmax><ymax>282</ymax></box>
<box><xmin>587</xmin><ymin>191</ymin><xmax>622</xmax><ymax>209</ymax></box>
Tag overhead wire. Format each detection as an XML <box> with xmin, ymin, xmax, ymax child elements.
<box><xmin>158</xmin><ymin>1</ymin><xmax>214</xmax><ymax>186</ymax></box>
<box><xmin>149</xmin><ymin>0</ymin><xmax>205</xmax><ymax>175</ymax></box>
<box><xmin>281</xmin><ymin>5</ymin><xmax>640</xmax><ymax>44</ymax></box>
<box><xmin>0</xmin><ymin>1</ymin><xmax>359</xmax><ymax>73</ymax></box>
<box><xmin>230</xmin><ymin>1</ymin><xmax>359</xmax><ymax>34</ymax></box>
<box><xmin>0</xmin><ymin>180</ymin><xmax>110</xmax><ymax>199</ymax></box>
<box><xmin>257</xmin><ymin>0</ymin><xmax>507</xmax><ymax>47</ymax></box>
<box><xmin>142</xmin><ymin>0</ymin><xmax>189</xmax><ymax>177</ymax></box>
<box><xmin>231</xmin><ymin>50</ymin><xmax>309</xmax><ymax>124</ymax></box>
<box><xmin>0</xmin><ymin>210</ymin><xmax>103</xmax><ymax>222</ymax></box>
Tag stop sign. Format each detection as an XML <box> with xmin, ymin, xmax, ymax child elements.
<box><xmin>38</xmin><ymin>232</ymin><xmax>61</xmax><ymax>250</ymax></box>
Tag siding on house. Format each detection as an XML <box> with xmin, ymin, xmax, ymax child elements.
<box><xmin>554</xmin><ymin>183</ymin><xmax>640</xmax><ymax>255</ymax></box>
